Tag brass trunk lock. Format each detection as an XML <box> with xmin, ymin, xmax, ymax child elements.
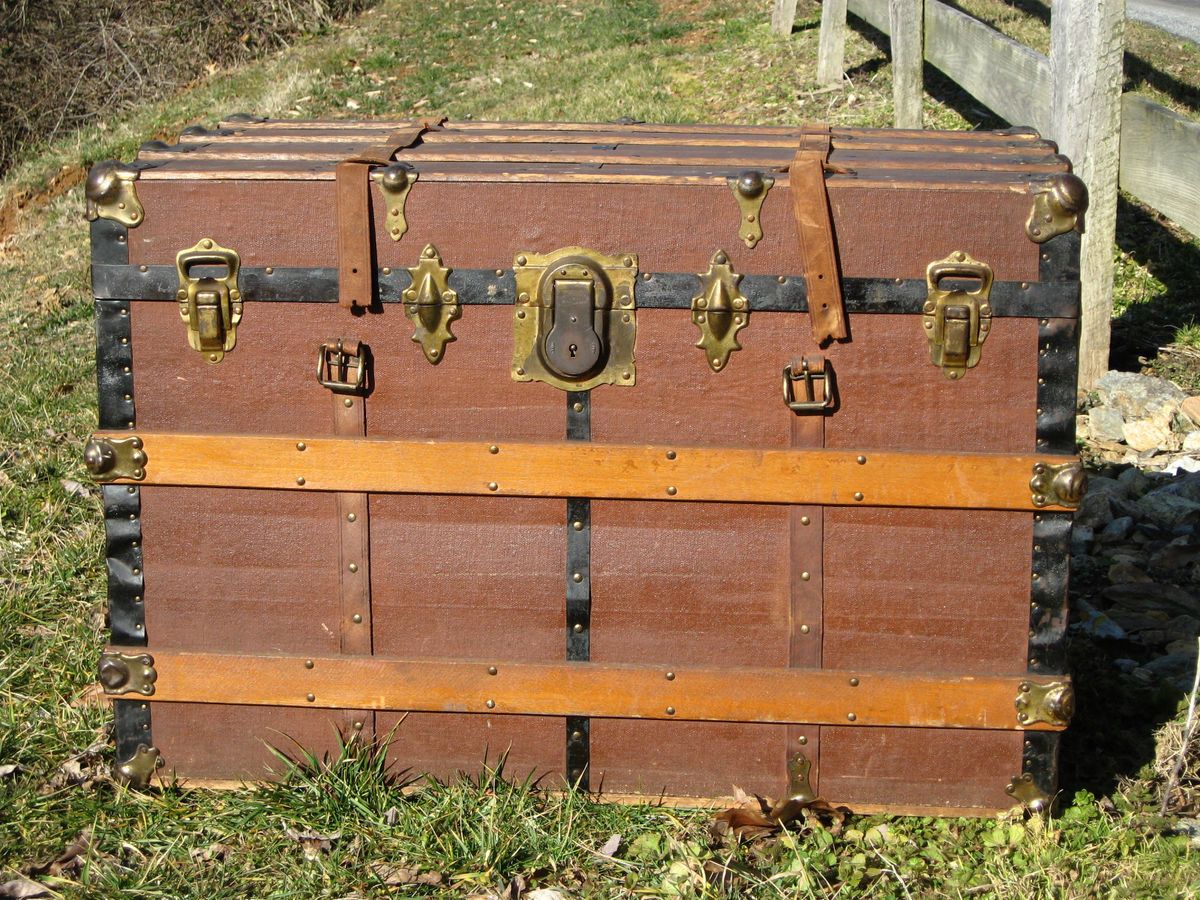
<box><xmin>512</xmin><ymin>247</ymin><xmax>637</xmax><ymax>391</ymax></box>
<box><xmin>403</xmin><ymin>244</ymin><xmax>459</xmax><ymax>364</ymax></box>
<box><xmin>176</xmin><ymin>238</ymin><xmax>242</xmax><ymax>363</ymax></box>
<box><xmin>692</xmin><ymin>250</ymin><xmax>748</xmax><ymax>372</ymax></box>
<box><xmin>923</xmin><ymin>251</ymin><xmax>993</xmax><ymax>380</ymax></box>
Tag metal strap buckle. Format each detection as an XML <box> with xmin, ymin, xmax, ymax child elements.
<box><xmin>783</xmin><ymin>357</ymin><xmax>836</xmax><ymax>413</ymax></box>
<box><xmin>317</xmin><ymin>340</ymin><xmax>369</xmax><ymax>394</ymax></box>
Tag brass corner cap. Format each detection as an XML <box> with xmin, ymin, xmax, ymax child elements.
<box><xmin>85</xmin><ymin>160</ymin><xmax>143</xmax><ymax>227</ymax></box>
<box><xmin>1026</xmin><ymin>173</ymin><xmax>1088</xmax><ymax>243</ymax></box>
<box><xmin>1030</xmin><ymin>460</ymin><xmax>1085</xmax><ymax>509</ymax></box>
<box><xmin>84</xmin><ymin>435</ymin><xmax>146</xmax><ymax>483</ymax></box>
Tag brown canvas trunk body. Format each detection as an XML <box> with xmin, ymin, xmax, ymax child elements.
<box><xmin>86</xmin><ymin>117</ymin><xmax>1085</xmax><ymax>815</ymax></box>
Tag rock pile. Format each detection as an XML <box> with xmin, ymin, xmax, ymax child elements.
<box><xmin>1073</xmin><ymin>371</ymin><xmax>1200</xmax><ymax>691</ymax></box>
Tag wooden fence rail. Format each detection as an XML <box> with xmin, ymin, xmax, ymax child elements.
<box><xmin>774</xmin><ymin>0</ymin><xmax>1200</xmax><ymax>389</ymax></box>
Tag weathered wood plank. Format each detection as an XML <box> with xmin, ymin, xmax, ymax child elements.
<box><xmin>1051</xmin><ymin>0</ymin><xmax>1124</xmax><ymax>390</ymax></box>
<box><xmin>124</xmin><ymin>649</ymin><xmax>1070</xmax><ymax>731</ymax></box>
<box><xmin>1119</xmin><ymin>93</ymin><xmax>1200</xmax><ymax>240</ymax></box>
<box><xmin>818</xmin><ymin>0</ymin><xmax>850</xmax><ymax>84</ymax></box>
<box><xmin>889</xmin><ymin>0</ymin><xmax>924</xmax><ymax>128</ymax></box>
<box><xmin>90</xmin><ymin>432</ymin><xmax>1079</xmax><ymax>512</ymax></box>
<box><xmin>772</xmin><ymin>0</ymin><xmax>800</xmax><ymax>35</ymax></box>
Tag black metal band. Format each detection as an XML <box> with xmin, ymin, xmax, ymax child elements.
<box><xmin>1022</xmin><ymin>228</ymin><xmax>1081</xmax><ymax>804</ymax></box>
<box><xmin>93</xmin><ymin>220</ymin><xmax>154</xmax><ymax>772</ymax></box>
<box><xmin>565</xmin><ymin>391</ymin><xmax>591</xmax><ymax>789</ymax></box>
<box><xmin>92</xmin><ymin>264</ymin><xmax>1079</xmax><ymax>318</ymax></box>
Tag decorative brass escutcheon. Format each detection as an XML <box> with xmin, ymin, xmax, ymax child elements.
<box><xmin>1026</xmin><ymin>173</ymin><xmax>1088</xmax><ymax>243</ymax></box>
<box><xmin>1015</xmin><ymin>679</ymin><xmax>1074</xmax><ymax>727</ymax></box>
<box><xmin>84</xmin><ymin>436</ymin><xmax>146</xmax><ymax>482</ymax></box>
<box><xmin>727</xmin><ymin>170</ymin><xmax>773</xmax><ymax>249</ymax></box>
<box><xmin>1005</xmin><ymin>772</ymin><xmax>1050</xmax><ymax>812</ymax></box>
<box><xmin>512</xmin><ymin>247</ymin><xmax>638</xmax><ymax>391</ymax></box>
<box><xmin>115</xmin><ymin>745</ymin><xmax>163</xmax><ymax>789</ymax></box>
<box><xmin>176</xmin><ymin>238</ymin><xmax>242</xmax><ymax>363</ymax></box>
<box><xmin>98</xmin><ymin>651</ymin><xmax>157</xmax><ymax>696</ymax></box>
<box><xmin>923</xmin><ymin>251</ymin><xmax>993</xmax><ymax>380</ymax></box>
<box><xmin>85</xmin><ymin>160</ymin><xmax>144</xmax><ymax>227</ymax></box>
<box><xmin>692</xmin><ymin>250</ymin><xmax>748</xmax><ymax>372</ymax></box>
<box><xmin>1030</xmin><ymin>460</ymin><xmax>1086</xmax><ymax>509</ymax></box>
<box><xmin>373</xmin><ymin>163</ymin><xmax>417</xmax><ymax>242</ymax></box>
<box><xmin>403</xmin><ymin>244</ymin><xmax>460</xmax><ymax>364</ymax></box>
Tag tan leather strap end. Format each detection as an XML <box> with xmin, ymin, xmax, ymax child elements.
<box><xmin>790</xmin><ymin>127</ymin><xmax>848</xmax><ymax>344</ymax></box>
<box><xmin>336</xmin><ymin>119</ymin><xmax>444</xmax><ymax>309</ymax></box>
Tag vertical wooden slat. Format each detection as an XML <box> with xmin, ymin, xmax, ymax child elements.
<box><xmin>818</xmin><ymin>0</ymin><xmax>850</xmax><ymax>85</ymax></box>
<box><xmin>1049</xmin><ymin>0</ymin><xmax>1125</xmax><ymax>389</ymax></box>
<box><xmin>772</xmin><ymin>0</ymin><xmax>800</xmax><ymax>35</ymax></box>
<box><xmin>889</xmin><ymin>0</ymin><xmax>924</xmax><ymax>129</ymax></box>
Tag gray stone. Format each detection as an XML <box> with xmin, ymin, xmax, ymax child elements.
<box><xmin>1165</xmin><ymin>455</ymin><xmax>1200</xmax><ymax>476</ymax></box>
<box><xmin>1073</xmin><ymin>491</ymin><xmax>1113</xmax><ymax>528</ymax></box>
<box><xmin>1142</xmin><ymin>651</ymin><xmax>1199</xmax><ymax>685</ymax></box>
<box><xmin>1071</xmin><ymin>600</ymin><xmax>1128</xmax><ymax>640</ymax></box>
<box><xmin>1110</xmin><ymin>497</ymin><xmax>1146</xmax><ymax>522</ymax></box>
<box><xmin>1125</xmin><ymin>413</ymin><xmax>1181</xmax><ymax>452</ymax></box>
<box><xmin>1146</xmin><ymin>472</ymin><xmax>1200</xmax><ymax>504</ymax></box>
<box><xmin>1104</xmin><ymin>581</ymin><xmax>1199</xmax><ymax>617</ymax></box>
<box><xmin>1136</xmin><ymin>491</ymin><xmax>1200</xmax><ymax>530</ymax></box>
<box><xmin>1113</xmin><ymin>658</ymin><xmax>1139</xmax><ymax>673</ymax></box>
<box><xmin>1096</xmin><ymin>371</ymin><xmax>1187</xmax><ymax>420</ymax></box>
<box><xmin>1087</xmin><ymin>405</ymin><xmax>1127</xmax><ymax>443</ymax></box>
<box><xmin>1149</xmin><ymin>537</ymin><xmax>1200</xmax><ymax>571</ymax></box>
<box><xmin>1118</xmin><ymin>466</ymin><xmax>1154</xmax><ymax>498</ymax></box>
<box><xmin>1109</xmin><ymin>561</ymin><xmax>1154</xmax><ymax>584</ymax></box>
<box><xmin>1087</xmin><ymin>476</ymin><xmax>1125</xmax><ymax>498</ymax></box>
<box><xmin>1182</xmin><ymin>396</ymin><xmax>1200</xmax><ymax>427</ymax></box>
<box><xmin>1098</xmin><ymin>516</ymin><xmax>1136</xmax><ymax>542</ymax></box>
<box><xmin>1071</xmin><ymin>525</ymin><xmax>1094</xmax><ymax>555</ymax></box>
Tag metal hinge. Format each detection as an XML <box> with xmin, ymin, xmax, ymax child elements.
<box><xmin>373</xmin><ymin>163</ymin><xmax>417</xmax><ymax>242</ymax></box>
<box><xmin>84</xmin><ymin>436</ymin><xmax>147</xmax><ymax>482</ymax></box>
<box><xmin>403</xmin><ymin>244</ymin><xmax>460</xmax><ymax>364</ymax></box>
<box><xmin>115</xmin><ymin>744</ymin><xmax>163</xmax><ymax>789</ymax></box>
<box><xmin>728</xmin><ymin>171</ymin><xmax>773</xmax><ymax>249</ymax></box>
<box><xmin>923</xmin><ymin>251</ymin><xmax>993</xmax><ymax>380</ymax></box>
<box><xmin>176</xmin><ymin>238</ymin><xmax>242</xmax><ymax>363</ymax></box>
<box><xmin>692</xmin><ymin>250</ymin><xmax>748</xmax><ymax>372</ymax></box>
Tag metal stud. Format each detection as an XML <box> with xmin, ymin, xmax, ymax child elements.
<box><xmin>488</xmin><ymin>666</ymin><xmax>498</xmax><ymax>675</ymax></box>
<box><xmin>849</xmin><ymin>677</ymin><xmax>859</xmax><ymax>687</ymax></box>
<box><xmin>488</xmin><ymin>482</ymin><xmax>499</xmax><ymax>491</ymax></box>
<box><xmin>800</xmin><ymin>624</ymin><xmax>810</xmax><ymax>634</ymax></box>
<box><xmin>847</xmin><ymin>712</ymin><xmax>857</xmax><ymax>721</ymax></box>
<box><xmin>798</xmin><ymin>735</ymin><xmax>808</xmax><ymax>745</ymax></box>
<box><xmin>347</xmin><ymin>513</ymin><xmax>357</xmax><ymax>522</ymax></box>
<box><xmin>856</xmin><ymin>455</ymin><xmax>867</xmax><ymax>465</ymax></box>
<box><xmin>489</xmin><ymin>445</ymin><xmax>499</xmax><ymax>454</ymax></box>
<box><xmin>665</xmin><ymin>707</ymin><xmax>676</xmax><ymax>716</ymax></box>
<box><xmin>352</xmin><ymin>614</ymin><xmax>362</xmax><ymax>624</ymax></box>
<box><xmin>665</xmin><ymin>671</ymin><xmax>675</xmax><ymax>681</ymax></box>
<box><xmin>306</xmin><ymin>693</ymin><xmax>316</xmax><ymax>702</ymax></box>
<box><xmin>666</xmin><ymin>486</ymin><xmax>677</xmax><ymax>496</ymax></box>
<box><xmin>800</xmin><ymin>515</ymin><xmax>811</xmax><ymax>526</ymax></box>
<box><xmin>573</xmin><ymin>573</ymin><xmax>583</xmax><ymax>583</ymax></box>
<box><xmin>572</xmin><ymin>521</ymin><xmax>583</xmax><ymax>531</ymax></box>
<box><xmin>666</xmin><ymin>450</ymin><xmax>677</xmax><ymax>460</ymax></box>
<box><xmin>348</xmin><ymin>563</ymin><xmax>358</xmax><ymax>573</ymax></box>
<box><xmin>801</xmin><ymin>571</ymin><xmax>811</xmax><ymax>581</ymax></box>
<box><xmin>853</xmin><ymin>492</ymin><xmax>864</xmax><ymax>501</ymax></box>
<box><xmin>486</xmin><ymin>699</ymin><xmax>496</xmax><ymax>709</ymax></box>
<box><xmin>304</xmin><ymin>659</ymin><xmax>314</xmax><ymax>669</ymax></box>
<box><xmin>296</xmin><ymin>442</ymin><xmax>306</xmax><ymax>451</ymax></box>
<box><xmin>573</xmin><ymin>623</ymin><xmax>583</xmax><ymax>633</ymax></box>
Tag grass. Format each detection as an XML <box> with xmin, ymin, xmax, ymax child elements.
<box><xmin>1</xmin><ymin>0</ymin><xmax>1200</xmax><ymax>895</ymax></box>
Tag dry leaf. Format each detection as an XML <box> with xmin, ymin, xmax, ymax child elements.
<box><xmin>23</xmin><ymin>828</ymin><xmax>91</xmax><ymax>877</ymax></box>
<box><xmin>0</xmin><ymin>877</ymin><xmax>50</xmax><ymax>899</ymax></box>
<box><xmin>711</xmin><ymin>790</ymin><xmax>848</xmax><ymax>842</ymax></box>
<box><xmin>284</xmin><ymin>827</ymin><xmax>341</xmax><ymax>860</ymax></box>
<box><xmin>596</xmin><ymin>833</ymin><xmax>620</xmax><ymax>857</ymax></box>
<box><xmin>70</xmin><ymin>682</ymin><xmax>109</xmax><ymax>709</ymax></box>
<box><xmin>370</xmin><ymin>862</ymin><xmax>443</xmax><ymax>886</ymax></box>
<box><xmin>190</xmin><ymin>843</ymin><xmax>231</xmax><ymax>863</ymax></box>
<box><xmin>383</xmin><ymin>806</ymin><xmax>400</xmax><ymax>825</ymax></box>
<box><xmin>0</xmin><ymin>764</ymin><xmax>19</xmax><ymax>779</ymax></box>
<box><xmin>525</xmin><ymin>891</ymin><xmax>568</xmax><ymax>900</ymax></box>
<box><xmin>60</xmin><ymin>478</ymin><xmax>89</xmax><ymax>498</ymax></box>
<box><xmin>345</xmin><ymin>99</ymin><xmax>360</xmax><ymax>110</ymax></box>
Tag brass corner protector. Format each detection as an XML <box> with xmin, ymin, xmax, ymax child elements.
<box><xmin>374</xmin><ymin>164</ymin><xmax>417</xmax><ymax>242</ymax></box>
<box><xmin>1005</xmin><ymin>772</ymin><xmax>1050</xmax><ymax>812</ymax></box>
<box><xmin>98</xmin><ymin>651</ymin><xmax>157</xmax><ymax>696</ymax></box>
<box><xmin>727</xmin><ymin>171</ymin><xmax>773</xmax><ymax>249</ymax></box>
<box><xmin>115</xmin><ymin>744</ymin><xmax>163</xmax><ymax>789</ymax></box>
<box><xmin>1030</xmin><ymin>461</ymin><xmax>1086</xmax><ymax>509</ymax></box>
<box><xmin>404</xmin><ymin>243</ymin><xmax>459</xmax><ymax>364</ymax></box>
<box><xmin>692</xmin><ymin>250</ymin><xmax>748</xmax><ymax>372</ymax></box>
<box><xmin>85</xmin><ymin>160</ymin><xmax>144</xmax><ymax>227</ymax></box>
<box><xmin>1015</xmin><ymin>679</ymin><xmax>1074</xmax><ymax>728</ymax></box>
<box><xmin>1026</xmin><ymin>173</ymin><xmax>1088</xmax><ymax>243</ymax></box>
<box><xmin>923</xmin><ymin>250</ymin><xmax>993</xmax><ymax>380</ymax></box>
<box><xmin>786</xmin><ymin>751</ymin><xmax>816</xmax><ymax>804</ymax></box>
<box><xmin>176</xmin><ymin>238</ymin><xmax>242</xmax><ymax>363</ymax></box>
<box><xmin>84</xmin><ymin>436</ymin><xmax>146</xmax><ymax>482</ymax></box>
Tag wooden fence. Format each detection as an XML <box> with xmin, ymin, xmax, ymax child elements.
<box><xmin>773</xmin><ymin>0</ymin><xmax>1200</xmax><ymax>388</ymax></box>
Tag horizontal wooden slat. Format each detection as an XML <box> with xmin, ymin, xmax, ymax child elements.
<box><xmin>124</xmin><ymin>648</ymin><xmax>1066</xmax><ymax>731</ymax></box>
<box><xmin>92</xmin><ymin>432</ymin><xmax>1077</xmax><ymax>511</ymax></box>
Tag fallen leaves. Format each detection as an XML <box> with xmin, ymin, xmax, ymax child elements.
<box><xmin>596</xmin><ymin>833</ymin><xmax>620</xmax><ymax>858</ymax></box>
<box><xmin>23</xmin><ymin>828</ymin><xmax>91</xmax><ymax>878</ymax></box>
<box><xmin>0</xmin><ymin>876</ymin><xmax>50</xmax><ymax>899</ymax></box>
<box><xmin>40</xmin><ymin>741</ymin><xmax>109</xmax><ymax>794</ymax></box>
<box><xmin>283</xmin><ymin>827</ymin><xmax>341</xmax><ymax>861</ymax></box>
<box><xmin>710</xmin><ymin>788</ymin><xmax>848</xmax><ymax>843</ymax></box>
<box><xmin>370</xmin><ymin>862</ymin><xmax>444</xmax><ymax>886</ymax></box>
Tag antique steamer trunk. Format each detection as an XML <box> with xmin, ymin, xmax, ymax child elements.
<box><xmin>85</xmin><ymin>117</ymin><xmax>1086</xmax><ymax>815</ymax></box>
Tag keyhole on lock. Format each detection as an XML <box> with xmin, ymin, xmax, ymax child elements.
<box><xmin>569</xmin><ymin>343</ymin><xmax>578</xmax><ymax>357</ymax></box>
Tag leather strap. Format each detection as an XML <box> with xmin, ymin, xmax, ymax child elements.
<box><xmin>336</xmin><ymin>119</ymin><xmax>444</xmax><ymax>308</ymax></box>
<box><xmin>790</xmin><ymin>127</ymin><xmax>848</xmax><ymax>344</ymax></box>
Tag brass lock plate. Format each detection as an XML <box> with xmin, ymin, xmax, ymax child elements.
<box><xmin>692</xmin><ymin>250</ymin><xmax>748</xmax><ymax>372</ymax></box>
<box><xmin>176</xmin><ymin>238</ymin><xmax>242</xmax><ymax>364</ymax></box>
<box><xmin>922</xmin><ymin>251</ymin><xmax>993</xmax><ymax>380</ymax></box>
<box><xmin>512</xmin><ymin>247</ymin><xmax>637</xmax><ymax>391</ymax></box>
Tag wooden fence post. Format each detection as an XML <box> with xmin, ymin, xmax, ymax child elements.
<box><xmin>772</xmin><ymin>0</ymin><xmax>800</xmax><ymax>35</ymax></box>
<box><xmin>1050</xmin><ymin>0</ymin><xmax>1126</xmax><ymax>390</ymax></box>
<box><xmin>818</xmin><ymin>0</ymin><xmax>849</xmax><ymax>85</ymax></box>
<box><xmin>889</xmin><ymin>0</ymin><xmax>924</xmax><ymax>128</ymax></box>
